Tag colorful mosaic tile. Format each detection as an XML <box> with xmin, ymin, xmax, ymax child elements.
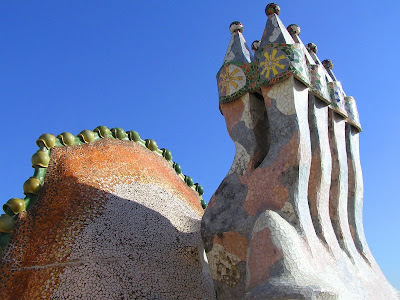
<box><xmin>217</xmin><ymin>62</ymin><xmax>255</xmax><ymax>104</ymax></box>
<box><xmin>328</xmin><ymin>81</ymin><xmax>348</xmax><ymax>118</ymax></box>
<box><xmin>217</xmin><ymin>3</ymin><xmax>312</xmax><ymax>104</ymax></box>
<box><xmin>309</xmin><ymin>64</ymin><xmax>331</xmax><ymax>103</ymax></box>
<box><xmin>204</xmin><ymin>3</ymin><xmax>398</xmax><ymax>299</ymax></box>
<box><xmin>286</xmin><ymin>25</ymin><xmax>330</xmax><ymax>104</ymax></box>
<box><xmin>217</xmin><ymin>43</ymin><xmax>310</xmax><ymax>104</ymax></box>
<box><xmin>345</xmin><ymin>96</ymin><xmax>362</xmax><ymax>131</ymax></box>
<box><xmin>217</xmin><ymin>13</ymin><xmax>312</xmax><ymax>105</ymax></box>
<box><xmin>0</xmin><ymin>2</ymin><xmax>391</xmax><ymax>299</ymax></box>
<box><xmin>258</xmin><ymin>43</ymin><xmax>309</xmax><ymax>87</ymax></box>
<box><xmin>217</xmin><ymin>63</ymin><xmax>247</xmax><ymax>98</ymax></box>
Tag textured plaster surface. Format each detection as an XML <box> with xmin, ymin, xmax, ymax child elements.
<box><xmin>329</xmin><ymin>112</ymin><xmax>358</xmax><ymax>262</ymax></box>
<box><xmin>0</xmin><ymin>139</ymin><xmax>215</xmax><ymax>299</ymax></box>
<box><xmin>308</xmin><ymin>95</ymin><xmax>335</xmax><ymax>249</ymax></box>
<box><xmin>346</xmin><ymin>125</ymin><xmax>371</xmax><ymax>262</ymax></box>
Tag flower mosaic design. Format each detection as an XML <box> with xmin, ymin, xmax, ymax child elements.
<box><xmin>218</xmin><ymin>64</ymin><xmax>246</xmax><ymax>97</ymax></box>
<box><xmin>260</xmin><ymin>49</ymin><xmax>287</xmax><ymax>79</ymax></box>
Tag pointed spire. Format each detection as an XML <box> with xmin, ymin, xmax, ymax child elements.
<box><xmin>259</xmin><ymin>3</ymin><xmax>294</xmax><ymax>48</ymax></box>
<box><xmin>256</xmin><ymin>4</ymin><xmax>309</xmax><ymax>86</ymax></box>
<box><xmin>223</xmin><ymin>21</ymin><xmax>253</xmax><ymax>64</ymax></box>
<box><xmin>217</xmin><ymin>22</ymin><xmax>253</xmax><ymax>103</ymax></box>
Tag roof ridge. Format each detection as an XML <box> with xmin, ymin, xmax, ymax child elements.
<box><xmin>0</xmin><ymin>126</ymin><xmax>206</xmax><ymax>254</ymax></box>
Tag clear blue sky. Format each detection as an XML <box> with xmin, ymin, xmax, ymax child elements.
<box><xmin>1</xmin><ymin>0</ymin><xmax>399</xmax><ymax>289</ymax></box>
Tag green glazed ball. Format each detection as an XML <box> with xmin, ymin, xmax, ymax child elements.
<box><xmin>78</xmin><ymin>130</ymin><xmax>95</xmax><ymax>143</ymax></box>
<box><xmin>173</xmin><ymin>163</ymin><xmax>182</xmax><ymax>174</ymax></box>
<box><xmin>184</xmin><ymin>175</ymin><xmax>194</xmax><ymax>187</ymax></box>
<box><xmin>0</xmin><ymin>214</ymin><xmax>15</xmax><ymax>233</ymax></box>
<box><xmin>4</xmin><ymin>198</ymin><xmax>26</xmax><ymax>214</ymax></box>
<box><xmin>145</xmin><ymin>139</ymin><xmax>158</xmax><ymax>151</ymax></box>
<box><xmin>162</xmin><ymin>149</ymin><xmax>173</xmax><ymax>161</ymax></box>
<box><xmin>127</xmin><ymin>130</ymin><xmax>141</xmax><ymax>142</ymax></box>
<box><xmin>195</xmin><ymin>184</ymin><xmax>204</xmax><ymax>196</ymax></box>
<box><xmin>23</xmin><ymin>177</ymin><xmax>42</xmax><ymax>195</ymax></box>
<box><xmin>36</xmin><ymin>133</ymin><xmax>56</xmax><ymax>149</ymax></box>
<box><xmin>200</xmin><ymin>199</ymin><xmax>207</xmax><ymax>209</ymax></box>
<box><xmin>31</xmin><ymin>150</ymin><xmax>50</xmax><ymax>168</ymax></box>
<box><xmin>94</xmin><ymin>126</ymin><xmax>112</xmax><ymax>138</ymax></box>
<box><xmin>57</xmin><ymin>132</ymin><xmax>75</xmax><ymax>146</ymax></box>
<box><xmin>111</xmin><ymin>128</ymin><xmax>127</xmax><ymax>140</ymax></box>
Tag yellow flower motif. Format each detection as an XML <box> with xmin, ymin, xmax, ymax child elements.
<box><xmin>218</xmin><ymin>65</ymin><xmax>244</xmax><ymax>96</ymax></box>
<box><xmin>260</xmin><ymin>49</ymin><xmax>286</xmax><ymax>79</ymax></box>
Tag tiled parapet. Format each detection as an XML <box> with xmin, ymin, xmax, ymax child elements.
<box><xmin>345</xmin><ymin>96</ymin><xmax>362</xmax><ymax>131</ymax></box>
<box><xmin>287</xmin><ymin>25</ymin><xmax>331</xmax><ymax>104</ymax></box>
<box><xmin>309</xmin><ymin>63</ymin><xmax>331</xmax><ymax>104</ymax></box>
<box><xmin>203</xmin><ymin>3</ymin><xmax>399</xmax><ymax>299</ymax></box>
<box><xmin>286</xmin><ymin>24</ymin><xmax>316</xmax><ymax>66</ymax></box>
<box><xmin>322</xmin><ymin>59</ymin><xmax>348</xmax><ymax>118</ymax></box>
<box><xmin>0</xmin><ymin>127</ymin><xmax>213</xmax><ymax>299</ymax></box>
<box><xmin>328</xmin><ymin>80</ymin><xmax>348</xmax><ymax>117</ymax></box>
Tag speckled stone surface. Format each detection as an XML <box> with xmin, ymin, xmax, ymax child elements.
<box><xmin>202</xmin><ymin>4</ymin><xmax>399</xmax><ymax>299</ymax></box>
<box><xmin>202</xmin><ymin>76</ymin><xmax>399</xmax><ymax>299</ymax></box>
<box><xmin>0</xmin><ymin>138</ymin><xmax>215</xmax><ymax>299</ymax></box>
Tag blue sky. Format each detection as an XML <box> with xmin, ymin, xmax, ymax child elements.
<box><xmin>1</xmin><ymin>0</ymin><xmax>399</xmax><ymax>289</ymax></box>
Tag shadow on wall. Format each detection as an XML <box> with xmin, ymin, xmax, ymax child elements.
<box><xmin>0</xmin><ymin>176</ymin><xmax>215</xmax><ymax>300</ymax></box>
